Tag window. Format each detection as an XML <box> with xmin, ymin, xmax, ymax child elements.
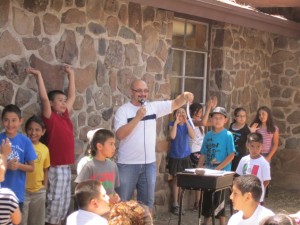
<box><xmin>171</xmin><ymin>18</ymin><xmax>209</xmax><ymax>104</ymax></box>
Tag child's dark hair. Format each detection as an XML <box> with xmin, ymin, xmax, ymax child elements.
<box><xmin>189</xmin><ymin>103</ymin><xmax>203</xmax><ymax>117</ymax></box>
<box><xmin>172</xmin><ymin>107</ymin><xmax>186</xmax><ymax>118</ymax></box>
<box><xmin>233</xmin><ymin>174</ymin><xmax>262</xmax><ymax>202</ymax></box>
<box><xmin>260</xmin><ymin>214</ymin><xmax>297</xmax><ymax>225</ymax></box>
<box><xmin>247</xmin><ymin>133</ymin><xmax>263</xmax><ymax>144</ymax></box>
<box><xmin>232</xmin><ymin>107</ymin><xmax>246</xmax><ymax>123</ymax></box>
<box><xmin>90</xmin><ymin>129</ymin><xmax>115</xmax><ymax>157</ymax></box>
<box><xmin>189</xmin><ymin>103</ymin><xmax>204</xmax><ymax>134</ymax></box>
<box><xmin>251</xmin><ymin>106</ymin><xmax>276</xmax><ymax>133</ymax></box>
<box><xmin>25</xmin><ymin>115</ymin><xmax>46</xmax><ymax>131</ymax></box>
<box><xmin>1</xmin><ymin>104</ymin><xmax>22</xmax><ymax>120</ymax></box>
<box><xmin>48</xmin><ymin>90</ymin><xmax>66</xmax><ymax>101</ymax></box>
<box><xmin>75</xmin><ymin>180</ymin><xmax>103</xmax><ymax>209</ymax></box>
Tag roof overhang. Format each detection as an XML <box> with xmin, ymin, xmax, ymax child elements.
<box><xmin>236</xmin><ymin>0</ymin><xmax>300</xmax><ymax>8</ymax></box>
<box><xmin>129</xmin><ymin>0</ymin><xmax>300</xmax><ymax>38</ymax></box>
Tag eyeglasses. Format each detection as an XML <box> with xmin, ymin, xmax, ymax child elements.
<box><xmin>131</xmin><ymin>89</ymin><xmax>149</xmax><ymax>94</ymax></box>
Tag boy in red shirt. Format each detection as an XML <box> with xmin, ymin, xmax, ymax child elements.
<box><xmin>26</xmin><ymin>65</ymin><xmax>75</xmax><ymax>225</ymax></box>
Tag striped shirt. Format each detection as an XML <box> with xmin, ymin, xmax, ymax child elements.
<box><xmin>257</xmin><ymin>126</ymin><xmax>279</xmax><ymax>154</ymax></box>
<box><xmin>0</xmin><ymin>188</ymin><xmax>19</xmax><ymax>225</ymax></box>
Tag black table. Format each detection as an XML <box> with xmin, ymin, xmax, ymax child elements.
<box><xmin>176</xmin><ymin>170</ymin><xmax>234</xmax><ymax>225</ymax></box>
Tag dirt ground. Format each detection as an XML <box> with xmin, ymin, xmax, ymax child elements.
<box><xmin>153</xmin><ymin>186</ymin><xmax>300</xmax><ymax>225</ymax></box>
<box><xmin>265</xmin><ymin>185</ymin><xmax>300</xmax><ymax>214</ymax></box>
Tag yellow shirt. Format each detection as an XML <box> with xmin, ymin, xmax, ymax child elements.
<box><xmin>26</xmin><ymin>142</ymin><xmax>50</xmax><ymax>192</ymax></box>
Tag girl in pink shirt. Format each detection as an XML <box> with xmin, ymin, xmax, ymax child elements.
<box><xmin>250</xmin><ymin>106</ymin><xmax>279</xmax><ymax>162</ymax></box>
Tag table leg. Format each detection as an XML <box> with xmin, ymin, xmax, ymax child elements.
<box><xmin>198</xmin><ymin>190</ymin><xmax>203</xmax><ymax>225</ymax></box>
<box><xmin>178</xmin><ymin>188</ymin><xmax>186</xmax><ymax>225</ymax></box>
<box><xmin>212</xmin><ymin>191</ymin><xmax>216</xmax><ymax>225</ymax></box>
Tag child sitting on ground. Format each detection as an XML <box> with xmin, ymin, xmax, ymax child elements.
<box><xmin>109</xmin><ymin>200</ymin><xmax>153</xmax><ymax>225</ymax></box>
<box><xmin>228</xmin><ymin>175</ymin><xmax>274</xmax><ymax>225</ymax></box>
<box><xmin>67</xmin><ymin>180</ymin><xmax>110</xmax><ymax>225</ymax></box>
<box><xmin>261</xmin><ymin>214</ymin><xmax>297</xmax><ymax>225</ymax></box>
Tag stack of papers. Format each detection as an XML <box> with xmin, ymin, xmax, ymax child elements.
<box><xmin>184</xmin><ymin>168</ymin><xmax>235</xmax><ymax>176</ymax></box>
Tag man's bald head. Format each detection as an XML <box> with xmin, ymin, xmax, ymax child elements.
<box><xmin>131</xmin><ymin>79</ymin><xmax>147</xmax><ymax>90</ymax></box>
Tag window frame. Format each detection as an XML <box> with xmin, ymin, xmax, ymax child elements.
<box><xmin>171</xmin><ymin>17</ymin><xmax>210</xmax><ymax>105</ymax></box>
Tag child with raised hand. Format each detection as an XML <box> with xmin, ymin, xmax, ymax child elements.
<box><xmin>22</xmin><ymin>115</ymin><xmax>50</xmax><ymax>225</ymax></box>
<box><xmin>26</xmin><ymin>65</ymin><xmax>75</xmax><ymax>225</ymax></box>
<box><xmin>189</xmin><ymin>97</ymin><xmax>217</xmax><ymax>167</ymax></box>
<box><xmin>0</xmin><ymin>104</ymin><xmax>37</xmax><ymax>210</ymax></box>
<box><xmin>189</xmin><ymin>97</ymin><xmax>217</xmax><ymax>210</ymax></box>
<box><xmin>236</xmin><ymin>133</ymin><xmax>271</xmax><ymax>204</ymax></box>
<box><xmin>250</xmin><ymin>106</ymin><xmax>279</xmax><ymax>162</ymax></box>
<box><xmin>75</xmin><ymin>129</ymin><xmax>120</xmax><ymax>205</ymax></box>
<box><xmin>229</xmin><ymin>107</ymin><xmax>251</xmax><ymax>171</ymax></box>
<box><xmin>168</xmin><ymin>107</ymin><xmax>195</xmax><ymax>215</ymax></box>
<box><xmin>0</xmin><ymin>139</ymin><xmax>22</xmax><ymax>225</ymax></box>
<box><xmin>197</xmin><ymin>107</ymin><xmax>235</xmax><ymax>225</ymax></box>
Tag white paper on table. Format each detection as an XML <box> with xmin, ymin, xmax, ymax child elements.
<box><xmin>186</xmin><ymin>102</ymin><xmax>195</xmax><ymax>129</ymax></box>
<box><xmin>184</xmin><ymin>168</ymin><xmax>235</xmax><ymax>176</ymax></box>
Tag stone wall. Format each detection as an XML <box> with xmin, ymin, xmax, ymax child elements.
<box><xmin>210</xmin><ymin>22</ymin><xmax>273</xmax><ymax>115</ymax></box>
<box><xmin>0</xmin><ymin>0</ymin><xmax>173</xmax><ymax>214</ymax></box>
<box><xmin>269</xmin><ymin>36</ymin><xmax>300</xmax><ymax>190</ymax></box>
<box><xmin>1</xmin><ymin>0</ymin><xmax>300</xmax><ymax>216</ymax></box>
<box><xmin>209</xmin><ymin>22</ymin><xmax>300</xmax><ymax>190</ymax></box>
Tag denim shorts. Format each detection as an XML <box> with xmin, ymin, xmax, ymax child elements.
<box><xmin>116</xmin><ymin>162</ymin><xmax>156</xmax><ymax>209</ymax></box>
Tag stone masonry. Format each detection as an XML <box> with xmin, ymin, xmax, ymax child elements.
<box><xmin>210</xmin><ymin>22</ymin><xmax>273</xmax><ymax>112</ymax></box>
<box><xmin>0</xmin><ymin>0</ymin><xmax>300</xmax><ymax>215</ymax></box>
<box><xmin>209</xmin><ymin>22</ymin><xmax>300</xmax><ymax>190</ymax></box>
<box><xmin>0</xmin><ymin>0</ymin><xmax>173</xmax><ymax>214</ymax></box>
<box><xmin>269</xmin><ymin>35</ymin><xmax>300</xmax><ymax>189</ymax></box>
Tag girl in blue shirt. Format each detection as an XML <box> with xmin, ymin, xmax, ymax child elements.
<box><xmin>168</xmin><ymin>107</ymin><xmax>195</xmax><ymax>215</ymax></box>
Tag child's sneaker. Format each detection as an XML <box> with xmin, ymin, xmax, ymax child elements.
<box><xmin>171</xmin><ymin>206</ymin><xmax>185</xmax><ymax>215</ymax></box>
<box><xmin>192</xmin><ymin>202</ymin><xmax>199</xmax><ymax>211</ymax></box>
<box><xmin>171</xmin><ymin>206</ymin><xmax>179</xmax><ymax>215</ymax></box>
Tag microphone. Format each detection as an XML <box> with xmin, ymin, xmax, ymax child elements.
<box><xmin>138</xmin><ymin>99</ymin><xmax>145</xmax><ymax>106</ymax></box>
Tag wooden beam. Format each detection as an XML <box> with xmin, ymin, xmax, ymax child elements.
<box><xmin>129</xmin><ymin>0</ymin><xmax>300</xmax><ymax>38</ymax></box>
<box><xmin>236</xmin><ymin>0</ymin><xmax>300</xmax><ymax>7</ymax></box>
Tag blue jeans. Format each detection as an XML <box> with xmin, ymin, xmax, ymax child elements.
<box><xmin>116</xmin><ymin>162</ymin><xmax>156</xmax><ymax>209</ymax></box>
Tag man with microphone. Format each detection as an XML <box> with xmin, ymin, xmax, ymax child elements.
<box><xmin>114</xmin><ymin>79</ymin><xmax>194</xmax><ymax>211</ymax></box>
